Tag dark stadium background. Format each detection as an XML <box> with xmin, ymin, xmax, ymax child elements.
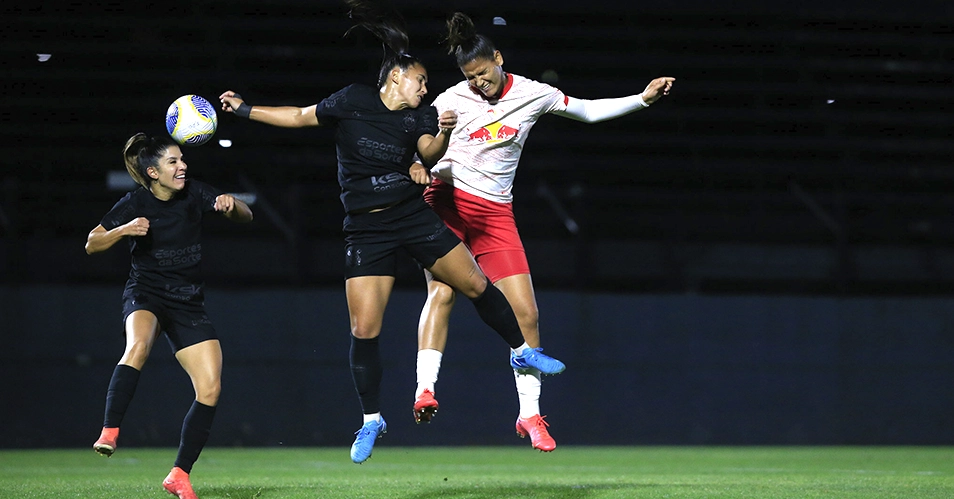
<box><xmin>3</xmin><ymin>0</ymin><xmax>954</xmax><ymax>448</ymax></box>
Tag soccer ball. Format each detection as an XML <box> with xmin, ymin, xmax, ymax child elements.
<box><xmin>165</xmin><ymin>94</ymin><xmax>218</xmax><ymax>146</ymax></box>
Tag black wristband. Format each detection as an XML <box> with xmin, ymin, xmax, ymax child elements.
<box><xmin>234</xmin><ymin>102</ymin><xmax>252</xmax><ymax>119</ymax></box>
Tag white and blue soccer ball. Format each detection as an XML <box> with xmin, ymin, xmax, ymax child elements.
<box><xmin>165</xmin><ymin>94</ymin><xmax>218</xmax><ymax>146</ymax></box>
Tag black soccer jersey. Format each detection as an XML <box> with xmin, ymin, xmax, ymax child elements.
<box><xmin>100</xmin><ymin>180</ymin><xmax>222</xmax><ymax>305</ymax></box>
<box><xmin>315</xmin><ymin>84</ymin><xmax>439</xmax><ymax>214</ymax></box>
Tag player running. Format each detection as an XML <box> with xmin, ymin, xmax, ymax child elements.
<box><xmin>412</xmin><ymin>12</ymin><xmax>675</xmax><ymax>451</ymax></box>
<box><xmin>88</xmin><ymin>133</ymin><xmax>253</xmax><ymax>499</ymax></box>
<box><xmin>218</xmin><ymin>0</ymin><xmax>564</xmax><ymax>464</ymax></box>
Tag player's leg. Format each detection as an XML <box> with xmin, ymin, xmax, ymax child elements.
<box><xmin>426</xmin><ymin>243</ymin><xmax>524</xmax><ymax>345</ymax></box>
<box><xmin>164</xmin><ymin>338</ymin><xmax>222</xmax><ymax>499</ymax></box>
<box><xmin>413</xmin><ymin>270</ymin><xmax>455</xmax><ymax>423</ymax></box>
<box><xmin>495</xmin><ymin>272</ymin><xmax>556</xmax><ymax>451</ymax></box>
<box><xmin>93</xmin><ymin>309</ymin><xmax>160</xmax><ymax>457</ymax></box>
<box><xmin>346</xmin><ymin>274</ymin><xmax>394</xmax><ymax>463</ymax></box>
<box><xmin>494</xmin><ymin>273</ymin><xmax>540</xmax><ymax>348</ymax></box>
<box><xmin>415</xmin><ymin>182</ymin><xmax>466</xmax><ymax>423</ymax></box>
<box><xmin>428</xmin><ymin>244</ymin><xmax>564</xmax><ymax>374</ymax></box>
<box><xmin>477</xmin><ymin>242</ymin><xmax>559</xmax><ymax>450</ymax></box>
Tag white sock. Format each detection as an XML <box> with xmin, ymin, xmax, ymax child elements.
<box><xmin>511</xmin><ymin>342</ymin><xmax>531</xmax><ymax>356</ymax></box>
<box><xmin>363</xmin><ymin>412</ymin><xmax>382</xmax><ymax>424</ymax></box>
<box><xmin>415</xmin><ymin>349</ymin><xmax>443</xmax><ymax>398</ymax></box>
<box><xmin>514</xmin><ymin>367</ymin><xmax>542</xmax><ymax>418</ymax></box>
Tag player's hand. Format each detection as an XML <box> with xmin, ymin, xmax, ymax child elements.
<box><xmin>219</xmin><ymin>91</ymin><xmax>245</xmax><ymax>114</ymax></box>
<box><xmin>438</xmin><ymin>110</ymin><xmax>458</xmax><ymax>135</ymax></box>
<box><xmin>214</xmin><ymin>194</ymin><xmax>236</xmax><ymax>214</ymax></box>
<box><xmin>640</xmin><ymin>77</ymin><xmax>675</xmax><ymax>105</ymax></box>
<box><xmin>121</xmin><ymin>217</ymin><xmax>150</xmax><ymax>237</ymax></box>
<box><xmin>409</xmin><ymin>162</ymin><xmax>432</xmax><ymax>185</ymax></box>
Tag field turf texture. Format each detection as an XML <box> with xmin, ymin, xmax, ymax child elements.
<box><xmin>2</xmin><ymin>446</ymin><xmax>953</xmax><ymax>498</ymax></box>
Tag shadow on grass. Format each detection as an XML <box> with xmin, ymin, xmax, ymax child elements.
<box><xmin>197</xmin><ymin>485</ymin><xmax>285</xmax><ymax>498</ymax></box>
<box><xmin>198</xmin><ymin>483</ymin><xmax>653</xmax><ymax>498</ymax></box>
<box><xmin>398</xmin><ymin>483</ymin><xmax>647</xmax><ymax>499</ymax></box>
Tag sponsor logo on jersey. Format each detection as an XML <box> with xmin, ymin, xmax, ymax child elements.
<box><xmin>369</xmin><ymin>172</ymin><xmax>410</xmax><ymax>192</ymax></box>
<box><xmin>155</xmin><ymin>244</ymin><xmax>202</xmax><ymax>267</ymax></box>
<box><xmin>467</xmin><ymin>109</ymin><xmax>519</xmax><ymax>143</ymax></box>
<box><xmin>357</xmin><ymin>137</ymin><xmax>407</xmax><ymax>163</ymax></box>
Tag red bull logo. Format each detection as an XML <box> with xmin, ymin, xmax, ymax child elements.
<box><xmin>468</xmin><ymin>112</ymin><xmax>520</xmax><ymax>143</ymax></box>
<box><xmin>468</xmin><ymin>127</ymin><xmax>493</xmax><ymax>142</ymax></box>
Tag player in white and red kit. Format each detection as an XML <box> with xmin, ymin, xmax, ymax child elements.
<box><xmin>412</xmin><ymin>12</ymin><xmax>674</xmax><ymax>451</ymax></box>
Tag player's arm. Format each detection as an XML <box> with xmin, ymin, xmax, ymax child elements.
<box><xmin>219</xmin><ymin>91</ymin><xmax>320</xmax><ymax>128</ymax></box>
<box><xmin>409</xmin><ymin>161</ymin><xmax>431</xmax><ymax>185</ymax></box>
<box><xmin>416</xmin><ymin>110</ymin><xmax>457</xmax><ymax>168</ymax></box>
<box><xmin>554</xmin><ymin>76</ymin><xmax>675</xmax><ymax>123</ymax></box>
<box><xmin>213</xmin><ymin>194</ymin><xmax>254</xmax><ymax>223</ymax></box>
<box><xmin>85</xmin><ymin>218</ymin><xmax>149</xmax><ymax>255</ymax></box>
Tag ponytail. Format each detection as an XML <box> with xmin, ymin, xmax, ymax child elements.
<box><xmin>122</xmin><ymin>133</ymin><xmax>175</xmax><ymax>188</ymax></box>
<box><xmin>444</xmin><ymin>12</ymin><xmax>497</xmax><ymax>67</ymax></box>
<box><xmin>344</xmin><ymin>0</ymin><xmax>421</xmax><ymax>88</ymax></box>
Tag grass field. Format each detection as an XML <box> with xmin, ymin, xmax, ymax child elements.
<box><xmin>2</xmin><ymin>446</ymin><xmax>953</xmax><ymax>498</ymax></box>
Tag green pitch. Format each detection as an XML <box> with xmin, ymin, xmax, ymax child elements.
<box><xmin>2</xmin><ymin>446</ymin><xmax>953</xmax><ymax>498</ymax></box>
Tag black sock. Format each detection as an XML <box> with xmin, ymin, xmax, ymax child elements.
<box><xmin>174</xmin><ymin>401</ymin><xmax>216</xmax><ymax>474</ymax></box>
<box><xmin>469</xmin><ymin>278</ymin><xmax>524</xmax><ymax>349</ymax></box>
<box><xmin>103</xmin><ymin>364</ymin><xmax>141</xmax><ymax>428</ymax></box>
<box><xmin>350</xmin><ymin>335</ymin><xmax>382</xmax><ymax>415</ymax></box>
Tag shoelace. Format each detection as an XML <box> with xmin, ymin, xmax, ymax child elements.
<box><xmin>355</xmin><ymin>422</ymin><xmax>380</xmax><ymax>436</ymax></box>
<box><xmin>533</xmin><ymin>416</ymin><xmax>550</xmax><ymax>430</ymax></box>
<box><xmin>521</xmin><ymin>415</ymin><xmax>550</xmax><ymax>433</ymax></box>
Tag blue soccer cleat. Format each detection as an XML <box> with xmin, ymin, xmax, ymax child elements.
<box><xmin>350</xmin><ymin>417</ymin><xmax>387</xmax><ymax>464</ymax></box>
<box><xmin>510</xmin><ymin>347</ymin><xmax>565</xmax><ymax>375</ymax></box>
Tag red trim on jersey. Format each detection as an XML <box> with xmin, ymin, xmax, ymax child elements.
<box><xmin>498</xmin><ymin>73</ymin><xmax>514</xmax><ymax>99</ymax></box>
<box><xmin>563</xmin><ymin>94</ymin><xmax>569</xmax><ymax>106</ymax></box>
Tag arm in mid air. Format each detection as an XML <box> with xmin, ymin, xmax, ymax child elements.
<box><xmin>219</xmin><ymin>90</ymin><xmax>320</xmax><ymax>128</ymax></box>
<box><xmin>554</xmin><ymin>76</ymin><xmax>676</xmax><ymax>123</ymax></box>
<box><xmin>416</xmin><ymin>110</ymin><xmax>458</xmax><ymax>168</ymax></box>
<box><xmin>85</xmin><ymin>218</ymin><xmax>149</xmax><ymax>255</ymax></box>
<box><xmin>213</xmin><ymin>194</ymin><xmax>254</xmax><ymax>223</ymax></box>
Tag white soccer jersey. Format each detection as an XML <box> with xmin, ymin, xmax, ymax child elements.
<box><xmin>430</xmin><ymin>73</ymin><xmax>567</xmax><ymax>203</ymax></box>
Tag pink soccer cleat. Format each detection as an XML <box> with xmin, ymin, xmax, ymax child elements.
<box><xmin>413</xmin><ymin>389</ymin><xmax>439</xmax><ymax>424</ymax></box>
<box><xmin>93</xmin><ymin>427</ymin><xmax>119</xmax><ymax>457</ymax></box>
<box><xmin>162</xmin><ymin>466</ymin><xmax>198</xmax><ymax>499</ymax></box>
<box><xmin>515</xmin><ymin>415</ymin><xmax>556</xmax><ymax>452</ymax></box>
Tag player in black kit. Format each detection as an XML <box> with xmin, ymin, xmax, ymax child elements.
<box><xmin>87</xmin><ymin>133</ymin><xmax>252</xmax><ymax>499</ymax></box>
<box><xmin>218</xmin><ymin>0</ymin><xmax>563</xmax><ymax>464</ymax></box>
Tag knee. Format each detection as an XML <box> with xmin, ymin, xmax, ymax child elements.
<box><xmin>195</xmin><ymin>377</ymin><xmax>221</xmax><ymax>405</ymax></box>
<box><xmin>515</xmin><ymin>303</ymin><xmax>539</xmax><ymax>327</ymax></box>
<box><xmin>459</xmin><ymin>274</ymin><xmax>488</xmax><ymax>299</ymax></box>
<box><xmin>428</xmin><ymin>282</ymin><xmax>457</xmax><ymax>308</ymax></box>
<box><xmin>350</xmin><ymin>321</ymin><xmax>382</xmax><ymax>340</ymax></box>
<box><xmin>121</xmin><ymin>340</ymin><xmax>152</xmax><ymax>368</ymax></box>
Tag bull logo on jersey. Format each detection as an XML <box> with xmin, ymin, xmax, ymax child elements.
<box><xmin>467</xmin><ymin>109</ymin><xmax>519</xmax><ymax>143</ymax></box>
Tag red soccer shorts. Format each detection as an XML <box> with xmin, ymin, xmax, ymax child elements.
<box><xmin>424</xmin><ymin>179</ymin><xmax>530</xmax><ymax>282</ymax></box>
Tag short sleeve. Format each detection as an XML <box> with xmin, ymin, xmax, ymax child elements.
<box><xmin>190</xmin><ymin>180</ymin><xmax>224</xmax><ymax>213</ymax></box>
<box><xmin>100</xmin><ymin>191</ymin><xmax>137</xmax><ymax>230</ymax></box>
<box><xmin>315</xmin><ymin>85</ymin><xmax>353</xmax><ymax>127</ymax></box>
<box><xmin>431</xmin><ymin>91</ymin><xmax>450</xmax><ymax>115</ymax></box>
<box><xmin>539</xmin><ymin>84</ymin><xmax>568</xmax><ymax>116</ymax></box>
<box><xmin>416</xmin><ymin>105</ymin><xmax>439</xmax><ymax>138</ymax></box>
